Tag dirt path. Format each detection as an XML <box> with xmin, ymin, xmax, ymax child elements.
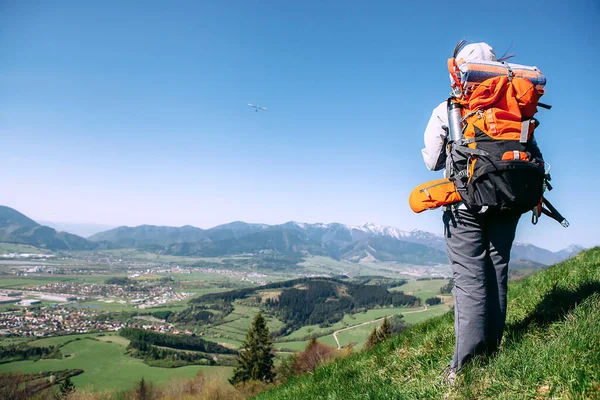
<box><xmin>332</xmin><ymin>304</ymin><xmax>429</xmax><ymax>349</ymax></box>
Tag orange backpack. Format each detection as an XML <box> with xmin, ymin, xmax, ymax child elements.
<box><xmin>410</xmin><ymin>57</ymin><xmax>547</xmax><ymax>215</ymax></box>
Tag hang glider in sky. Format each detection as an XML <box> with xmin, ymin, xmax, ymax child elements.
<box><xmin>247</xmin><ymin>103</ymin><xmax>267</xmax><ymax>112</ymax></box>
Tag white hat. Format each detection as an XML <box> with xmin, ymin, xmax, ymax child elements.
<box><xmin>456</xmin><ymin>42</ymin><xmax>497</xmax><ymax>62</ymax></box>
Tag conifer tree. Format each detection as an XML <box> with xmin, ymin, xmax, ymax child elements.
<box><xmin>379</xmin><ymin>317</ymin><xmax>392</xmax><ymax>339</ymax></box>
<box><xmin>365</xmin><ymin>317</ymin><xmax>392</xmax><ymax>350</ymax></box>
<box><xmin>305</xmin><ymin>335</ymin><xmax>318</xmax><ymax>351</ymax></box>
<box><xmin>54</xmin><ymin>376</ymin><xmax>75</xmax><ymax>400</ymax></box>
<box><xmin>365</xmin><ymin>327</ymin><xmax>379</xmax><ymax>350</ymax></box>
<box><xmin>230</xmin><ymin>313</ymin><xmax>275</xmax><ymax>385</ymax></box>
<box><xmin>136</xmin><ymin>377</ymin><xmax>148</xmax><ymax>400</ymax></box>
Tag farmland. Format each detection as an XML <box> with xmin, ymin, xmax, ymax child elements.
<box><xmin>0</xmin><ymin>250</ymin><xmax>453</xmax><ymax>394</ymax></box>
<box><xmin>0</xmin><ymin>333</ymin><xmax>232</xmax><ymax>391</ymax></box>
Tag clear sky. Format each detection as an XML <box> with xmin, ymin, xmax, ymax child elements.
<box><xmin>1</xmin><ymin>0</ymin><xmax>599</xmax><ymax>251</ymax></box>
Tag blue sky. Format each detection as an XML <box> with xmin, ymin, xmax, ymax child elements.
<box><xmin>1</xmin><ymin>0</ymin><xmax>599</xmax><ymax>251</ymax></box>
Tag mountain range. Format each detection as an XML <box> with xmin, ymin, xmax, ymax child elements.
<box><xmin>0</xmin><ymin>206</ymin><xmax>100</xmax><ymax>251</ymax></box>
<box><xmin>0</xmin><ymin>206</ymin><xmax>586</xmax><ymax>266</ymax></box>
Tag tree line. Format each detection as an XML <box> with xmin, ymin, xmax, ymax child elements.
<box><xmin>126</xmin><ymin>339</ymin><xmax>215</xmax><ymax>368</ymax></box>
<box><xmin>119</xmin><ymin>327</ymin><xmax>237</xmax><ymax>355</ymax></box>
<box><xmin>190</xmin><ymin>277</ymin><xmax>350</xmax><ymax>304</ymax></box>
<box><xmin>169</xmin><ymin>300</ymin><xmax>234</xmax><ymax>325</ymax></box>
<box><xmin>0</xmin><ymin>344</ymin><xmax>61</xmax><ymax>364</ymax></box>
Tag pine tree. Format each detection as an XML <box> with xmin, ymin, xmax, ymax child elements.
<box><xmin>136</xmin><ymin>377</ymin><xmax>148</xmax><ymax>400</ymax></box>
<box><xmin>379</xmin><ymin>317</ymin><xmax>392</xmax><ymax>339</ymax></box>
<box><xmin>230</xmin><ymin>313</ymin><xmax>275</xmax><ymax>385</ymax></box>
<box><xmin>54</xmin><ymin>376</ymin><xmax>75</xmax><ymax>400</ymax></box>
<box><xmin>365</xmin><ymin>327</ymin><xmax>379</xmax><ymax>350</ymax></box>
<box><xmin>365</xmin><ymin>317</ymin><xmax>392</xmax><ymax>350</ymax></box>
<box><xmin>305</xmin><ymin>335</ymin><xmax>318</xmax><ymax>351</ymax></box>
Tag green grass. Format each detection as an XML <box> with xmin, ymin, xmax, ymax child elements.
<box><xmin>0</xmin><ymin>243</ymin><xmax>50</xmax><ymax>254</ymax></box>
<box><xmin>278</xmin><ymin>307</ymin><xmax>416</xmax><ymax>342</ymax></box>
<box><xmin>0</xmin><ymin>276</ymin><xmax>73</xmax><ymax>288</ymax></box>
<box><xmin>0</xmin><ymin>332</ymin><xmax>232</xmax><ymax>392</ymax></box>
<box><xmin>340</xmin><ymin>307</ymin><xmax>415</xmax><ymax>325</ymax></box>
<box><xmin>390</xmin><ymin>279</ymin><xmax>449</xmax><ymax>301</ymax></box>
<box><xmin>201</xmin><ymin>336</ymin><xmax>243</xmax><ymax>350</ymax></box>
<box><xmin>333</xmin><ymin>304</ymin><xmax>449</xmax><ymax>350</ymax></box>
<box><xmin>0</xmin><ymin>337</ymin><xmax>30</xmax><ymax>346</ymax></box>
<box><xmin>401</xmin><ymin>304</ymin><xmax>450</xmax><ymax>324</ymax></box>
<box><xmin>335</xmin><ymin>321</ymin><xmax>380</xmax><ymax>349</ymax></box>
<box><xmin>297</xmin><ymin>256</ymin><xmax>351</xmax><ymax>275</ymax></box>
<box><xmin>273</xmin><ymin>340</ymin><xmax>311</xmax><ymax>352</ymax></box>
<box><xmin>273</xmin><ymin>305</ymin><xmax>450</xmax><ymax>352</ymax></box>
<box><xmin>28</xmin><ymin>333</ymin><xmax>107</xmax><ymax>347</ymax></box>
<box><xmin>279</xmin><ymin>320</ymin><xmax>348</xmax><ymax>341</ymax></box>
<box><xmin>203</xmin><ymin>302</ymin><xmax>286</xmax><ymax>345</ymax></box>
<box><xmin>257</xmin><ymin>248</ymin><xmax>600</xmax><ymax>400</ymax></box>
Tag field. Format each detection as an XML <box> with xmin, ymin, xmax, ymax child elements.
<box><xmin>0</xmin><ymin>276</ymin><xmax>76</xmax><ymax>289</ymax></box>
<box><xmin>389</xmin><ymin>278</ymin><xmax>449</xmax><ymax>301</ymax></box>
<box><xmin>201</xmin><ymin>303</ymin><xmax>286</xmax><ymax>349</ymax></box>
<box><xmin>0</xmin><ymin>243</ymin><xmax>51</xmax><ymax>254</ymax></box>
<box><xmin>79</xmin><ymin>249</ymin><xmax>254</xmax><ymax>266</ymax></box>
<box><xmin>0</xmin><ymin>256</ymin><xmax>456</xmax><ymax>394</ymax></box>
<box><xmin>0</xmin><ymin>332</ymin><xmax>232</xmax><ymax>392</ymax></box>
<box><xmin>274</xmin><ymin>304</ymin><xmax>451</xmax><ymax>351</ymax></box>
<box><xmin>202</xmin><ymin>279</ymin><xmax>454</xmax><ymax>352</ymax></box>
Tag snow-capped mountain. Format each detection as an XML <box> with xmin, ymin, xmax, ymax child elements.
<box><xmin>88</xmin><ymin>220</ymin><xmax>584</xmax><ymax>266</ymax></box>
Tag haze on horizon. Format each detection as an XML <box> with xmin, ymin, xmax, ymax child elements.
<box><xmin>1</xmin><ymin>0</ymin><xmax>599</xmax><ymax>252</ymax></box>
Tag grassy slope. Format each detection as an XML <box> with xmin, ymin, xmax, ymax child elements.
<box><xmin>0</xmin><ymin>243</ymin><xmax>51</xmax><ymax>254</ymax></box>
<box><xmin>257</xmin><ymin>248</ymin><xmax>600</xmax><ymax>400</ymax></box>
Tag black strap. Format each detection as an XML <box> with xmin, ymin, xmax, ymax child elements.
<box><xmin>538</xmin><ymin>102</ymin><xmax>552</xmax><ymax>110</ymax></box>
<box><xmin>453</xmin><ymin>145</ymin><xmax>489</xmax><ymax>157</ymax></box>
<box><xmin>541</xmin><ymin>197</ymin><xmax>569</xmax><ymax>228</ymax></box>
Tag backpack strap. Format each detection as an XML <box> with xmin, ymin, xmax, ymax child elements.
<box><xmin>453</xmin><ymin>145</ymin><xmax>489</xmax><ymax>157</ymax></box>
<box><xmin>540</xmin><ymin>197</ymin><xmax>570</xmax><ymax>228</ymax></box>
<box><xmin>520</xmin><ymin>119</ymin><xmax>532</xmax><ymax>143</ymax></box>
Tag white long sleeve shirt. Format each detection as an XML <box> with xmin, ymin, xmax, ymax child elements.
<box><xmin>421</xmin><ymin>101</ymin><xmax>468</xmax><ymax>210</ymax></box>
<box><xmin>422</xmin><ymin>101</ymin><xmax>449</xmax><ymax>174</ymax></box>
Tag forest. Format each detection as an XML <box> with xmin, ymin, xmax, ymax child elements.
<box><xmin>119</xmin><ymin>327</ymin><xmax>237</xmax><ymax>354</ymax></box>
<box><xmin>264</xmin><ymin>279</ymin><xmax>420</xmax><ymax>334</ymax></box>
<box><xmin>0</xmin><ymin>344</ymin><xmax>61</xmax><ymax>363</ymax></box>
<box><xmin>190</xmin><ymin>277</ymin><xmax>349</xmax><ymax>304</ymax></box>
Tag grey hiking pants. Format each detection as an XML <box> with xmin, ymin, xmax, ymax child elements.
<box><xmin>443</xmin><ymin>208</ymin><xmax>520</xmax><ymax>371</ymax></box>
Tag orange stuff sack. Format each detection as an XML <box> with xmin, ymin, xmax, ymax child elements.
<box><xmin>409</xmin><ymin>178</ymin><xmax>462</xmax><ymax>213</ymax></box>
<box><xmin>462</xmin><ymin>75</ymin><xmax>543</xmax><ymax>142</ymax></box>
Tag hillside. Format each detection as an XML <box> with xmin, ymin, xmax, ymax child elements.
<box><xmin>257</xmin><ymin>248</ymin><xmax>600</xmax><ymax>399</ymax></box>
<box><xmin>179</xmin><ymin>277</ymin><xmax>420</xmax><ymax>336</ymax></box>
<box><xmin>0</xmin><ymin>206</ymin><xmax>100</xmax><ymax>251</ymax></box>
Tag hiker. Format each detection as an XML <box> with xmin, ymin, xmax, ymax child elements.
<box><xmin>420</xmin><ymin>42</ymin><xmax>544</xmax><ymax>381</ymax></box>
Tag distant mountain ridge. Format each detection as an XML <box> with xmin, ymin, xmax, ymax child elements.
<box><xmin>89</xmin><ymin>220</ymin><xmax>583</xmax><ymax>266</ymax></box>
<box><xmin>0</xmin><ymin>205</ymin><xmax>585</xmax><ymax>266</ymax></box>
<box><xmin>89</xmin><ymin>221</ymin><xmax>449</xmax><ymax>264</ymax></box>
<box><xmin>0</xmin><ymin>206</ymin><xmax>101</xmax><ymax>251</ymax></box>
<box><xmin>38</xmin><ymin>221</ymin><xmax>116</xmax><ymax>238</ymax></box>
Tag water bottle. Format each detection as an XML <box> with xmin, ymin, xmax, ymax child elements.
<box><xmin>447</xmin><ymin>99</ymin><xmax>463</xmax><ymax>143</ymax></box>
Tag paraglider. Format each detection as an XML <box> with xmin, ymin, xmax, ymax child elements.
<box><xmin>247</xmin><ymin>103</ymin><xmax>267</xmax><ymax>112</ymax></box>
